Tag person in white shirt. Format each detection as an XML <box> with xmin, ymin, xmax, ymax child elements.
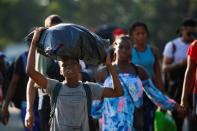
<box><xmin>162</xmin><ymin>17</ymin><xmax>197</xmax><ymax>131</ymax></box>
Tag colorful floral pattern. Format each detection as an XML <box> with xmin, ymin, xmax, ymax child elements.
<box><xmin>92</xmin><ymin>73</ymin><xmax>176</xmax><ymax>131</ymax></box>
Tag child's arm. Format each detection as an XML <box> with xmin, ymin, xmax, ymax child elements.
<box><xmin>26</xmin><ymin>27</ymin><xmax>47</xmax><ymax>89</ymax></box>
<box><xmin>137</xmin><ymin>66</ymin><xmax>185</xmax><ymax>112</ymax></box>
<box><xmin>181</xmin><ymin>55</ymin><xmax>196</xmax><ymax>109</ymax></box>
<box><xmin>101</xmin><ymin>54</ymin><xmax>123</xmax><ymax>98</ymax></box>
<box><xmin>25</xmin><ymin>79</ymin><xmax>37</xmax><ymax>129</ymax></box>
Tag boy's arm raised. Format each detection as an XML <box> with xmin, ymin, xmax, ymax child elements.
<box><xmin>101</xmin><ymin>54</ymin><xmax>123</xmax><ymax>99</ymax></box>
<box><xmin>26</xmin><ymin>27</ymin><xmax>47</xmax><ymax>89</ymax></box>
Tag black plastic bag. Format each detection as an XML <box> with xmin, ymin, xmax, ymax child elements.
<box><xmin>25</xmin><ymin>23</ymin><xmax>110</xmax><ymax>65</ymax></box>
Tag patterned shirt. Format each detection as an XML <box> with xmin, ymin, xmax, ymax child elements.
<box><xmin>92</xmin><ymin>73</ymin><xmax>176</xmax><ymax>131</ymax></box>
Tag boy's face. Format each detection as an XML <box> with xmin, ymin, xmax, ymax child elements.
<box><xmin>59</xmin><ymin>59</ymin><xmax>80</xmax><ymax>79</ymax></box>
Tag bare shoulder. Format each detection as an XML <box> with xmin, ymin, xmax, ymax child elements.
<box><xmin>191</xmin><ymin>40</ymin><xmax>197</xmax><ymax>46</ymax></box>
<box><xmin>136</xmin><ymin>65</ymin><xmax>149</xmax><ymax>80</ymax></box>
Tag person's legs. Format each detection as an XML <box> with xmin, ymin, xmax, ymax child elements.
<box><xmin>188</xmin><ymin>94</ymin><xmax>197</xmax><ymax>131</ymax></box>
<box><xmin>143</xmin><ymin>95</ymin><xmax>156</xmax><ymax>131</ymax></box>
<box><xmin>172</xmin><ymin>110</ymin><xmax>183</xmax><ymax>131</ymax></box>
<box><xmin>170</xmin><ymin>83</ymin><xmax>183</xmax><ymax>131</ymax></box>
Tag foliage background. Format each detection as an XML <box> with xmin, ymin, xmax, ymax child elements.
<box><xmin>0</xmin><ymin>0</ymin><xmax>196</xmax><ymax>51</ymax></box>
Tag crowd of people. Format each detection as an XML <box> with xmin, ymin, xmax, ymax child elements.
<box><xmin>0</xmin><ymin>14</ymin><xmax>196</xmax><ymax>131</ymax></box>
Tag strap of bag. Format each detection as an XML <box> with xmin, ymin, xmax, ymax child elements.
<box><xmin>49</xmin><ymin>82</ymin><xmax>62</xmax><ymax>124</ymax></box>
<box><xmin>130</xmin><ymin>62</ymin><xmax>139</xmax><ymax>75</ymax></box>
<box><xmin>83</xmin><ymin>83</ymin><xmax>92</xmax><ymax>117</ymax></box>
<box><xmin>83</xmin><ymin>83</ymin><xmax>95</xmax><ymax>131</ymax></box>
<box><xmin>172</xmin><ymin>42</ymin><xmax>176</xmax><ymax>61</ymax></box>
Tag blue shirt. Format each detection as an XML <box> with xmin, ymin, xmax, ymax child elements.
<box><xmin>131</xmin><ymin>45</ymin><xmax>155</xmax><ymax>77</ymax></box>
<box><xmin>92</xmin><ymin>73</ymin><xmax>175</xmax><ymax>131</ymax></box>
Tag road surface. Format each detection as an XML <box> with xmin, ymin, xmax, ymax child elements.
<box><xmin>0</xmin><ymin>106</ymin><xmax>24</xmax><ymax>131</ymax></box>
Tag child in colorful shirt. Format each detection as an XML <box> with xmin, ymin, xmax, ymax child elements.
<box><xmin>92</xmin><ymin>35</ymin><xmax>185</xmax><ymax>131</ymax></box>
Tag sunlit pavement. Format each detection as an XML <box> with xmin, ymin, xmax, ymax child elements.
<box><xmin>0</xmin><ymin>106</ymin><xmax>24</xmax><ymax>131</ymax></box>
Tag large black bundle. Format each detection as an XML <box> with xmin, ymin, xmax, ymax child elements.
<box><xmin>25</xmin><ymin>23</ymin><xmax>110</xmax><ymax>65</ymax></box>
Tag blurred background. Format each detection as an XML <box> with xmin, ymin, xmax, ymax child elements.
<box><xmin>0</xmin><ymin>0</ymin><xmax>197</xmax><ymax>54</ymax></box>
<box><xmin>0</xmin><ymin>0</ymin><xmax>196</xmax><ymax>130</ymax></box>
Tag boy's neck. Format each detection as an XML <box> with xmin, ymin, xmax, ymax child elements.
<box><xmin>65</xmin><ymin>79</ymin><xmax>80</xmax><ymax>88</ymax></box>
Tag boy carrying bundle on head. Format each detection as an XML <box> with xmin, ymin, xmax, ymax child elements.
<box><xmin>26</xmin><ymin>27</ymin><xmax>123</xmax><ymax>131</ymax></box>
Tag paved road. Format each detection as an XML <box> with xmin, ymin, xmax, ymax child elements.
<box><xmin>0</xmin><ymin>107</ymin><xmax>24</xmax><ymax>131</ymax></box>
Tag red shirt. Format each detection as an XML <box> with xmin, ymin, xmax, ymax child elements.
<box><xmin>187</xmin><ymin>40</ymin><xmax>197</xmax><ymax>94</ymax></box>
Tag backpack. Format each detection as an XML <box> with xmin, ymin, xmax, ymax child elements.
<box><xmin>49</xmin><ymin>83</ymin><xmax>96</xmax><ymax>131</ymax></box>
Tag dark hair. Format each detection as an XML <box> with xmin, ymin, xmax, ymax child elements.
<box><xmin>45</xmin><ymin>14</ymin><xmax>63</xmax><ymax>26</ymax></box>
<box><xmin>176</xmin><ymin>17</ymin><xmax>197</xmax><ymax>35</ymax></box>
<box><xmin>181</xmin><ymin>17</ymin><xmax>197</xmax><ymax>27</ymax></box>
<box><xmin>129</xmin><ymin>21</ymin><xmax>149</xmax><ymax>36</ymax></box>
<box><xmin>24</xmin><ymin>14</ymin><xmax>63</xmax><ymax>43</ymax></box>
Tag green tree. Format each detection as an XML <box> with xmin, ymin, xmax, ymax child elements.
<box><xmin>0</xmin><ymin>0</ymin><xmax>44</xmax><ymax>48</ymax></box>
<box><xmin>0</xmin><ymin>0</ymin><xmax>197</xmax><ymax>51</ymax></box>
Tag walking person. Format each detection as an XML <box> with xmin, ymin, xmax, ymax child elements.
<box><xmin>25</xmin><ymin>14</ymin><xmax>63</xmax><ymax>131</ymax></box>
<box><xmin>0</xmin><ymin>52</ymin><xmax>9</xmax><ymax>110</ymax></box>
<box><xmin>129</xmin><ymin>21</ymin><xmax>165</xmax><ymax>131</ymax></box>
<box><xmin>181</xmin><ymin>40</ymin><xmax>197</xmax><ymax>131</ymax></box>
<box><xmin>1</xmin><ymin>50</ymin><xmax>40</xmax><ymax>131</ymax></box>
<box><xmin>92</xmin><ymin>35</ymin><xmax>185</xmax><ymax>131</ymax></box>
<box><xmin>26</xmin><ymin>26</ymin><xmax>124</xmax><ymax>131</ymax></box>
<box><xmin>162</xmin><ymin>18</ymin><xmax>197</xmax><ymax>131</ymax></box>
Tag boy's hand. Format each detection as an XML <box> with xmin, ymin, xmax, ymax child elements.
<box><xmin>32</xmin><ymin>27</ymin><xmax>46</xmax><ymax>44</ymax></box>
<box><xmin>105</xmin><ymin>53</ymin><xmax>112</xmax><ymax>66</ymax></box>
<box><xmin>25</xmin><ymin>110</ymin><xmax>35</xmax><ymax>129</ymax></box>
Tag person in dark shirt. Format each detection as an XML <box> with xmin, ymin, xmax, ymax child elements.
<box><xmin>1</xmin><ymin>51</ymin><xmax>40</xmax><ymax>131</ymax></box>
